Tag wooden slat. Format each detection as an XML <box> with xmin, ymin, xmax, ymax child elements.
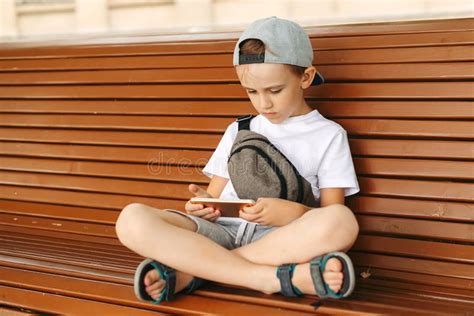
<box><xmin>355</xmin><ymin>281</ymin><xmax>474</xmax><ymax>306</ymax></box>
<box><xmin>0</xmin><ymin>170</ymin><xmax>196</xmax><ymax>200</ymax></box>
<box><xmin>0</xmin><ymin>82</ymin><xmax>473</xmax><ymax>99</ymax></box>
<box><xmin>1</xmin><ymin>100</ymin><xmax>472</xmax><ymax>120</ymax></box>
<box><xmin>0</xmin><ymin>62</ymin><xmax>472</xmax><ymax>84</ymax></box>
<box><xmin>350</xmin><ymin>285</ymin><xmax>473</xmax><ymax>313</ymax></box>
<box><xmin>0</xmin><ymin>224</ymin><xmax>121</xmax><ymax>246</ymax></box>
<box><xmin>352</xmin><ymin>235</ymin><xmax>473</xmax><ymax>263</ymax></box>
<box><xmin>349</xmin><ymin>139</ymin><xmax>473</xmax><ymax>160</ymax></box>
<box><xmin>353</xmin><ymin>265</ymin><xmax>472</xmax><ymax>291</ymax></box>
<box><xmin>353</xmin><ymin>157</ymin><xmax>474</xmax><ymax>180</ymax></box>
<box><xmin>0</xmin><ymin>212</ymin><xmax>115</xmax><ymax>238</ymax></box>
<box><xmin>0</xmin><ymin>156</ymin><xmax>470</xmax><ymax>184</ymax></box>
<box><xmin>358</xmin><ymin>177</ymin><xmax>474</xmax><ymax>202</ymax></box>
<box><xmin>349</xmin><ymin>196</ymin><xmax>474</xmax><ymax>222</ymax></box>
<box><xmin>0</xmin><ymin>156</ymin><xmax>208</xmax><ymax>183</ymax></box>
<box><xmin>0</xmin><ymin>128</ymin><xmax>222</xmax><ymax>149</ymax></box>
<box><xmin>0</xmin><ymin>45</ymin><xmax>472</xmax><ymax>71</ymax></box>
<box><xmin>0</xmin><ymin>183</ymin><xmax>472</xmax><ymax>224</ymax></box>
<box><xmin>0</xmin><ymin>230</ymin><xmax>135</xmax><ymax>256</ymax></box>
<box><xmin>0</xmin><ymin>142</ymin><xmax>213</xmax><ymax>165</ymax></box>
<box><xmin>0</xmin><ymin>114</ymin><xmax>233</xmax><ymax>133</ymax></box>
<box><xmin>0</xmin><ymin>99</ymin><xmax>256</xmax><ymax>116</ymax></box>
<box><xmin>0</xmin><ymin>199</ymin><xmax>118</xmax><ymax>223</ymax></box>
<box><xmin>1</xmin><ymin>171</ymin><xmax>473</xmax><ymax>203</ymax></box>
<box><xmin>0</xmin><ymin>195</ymin><xmax>471</xmax><ymax>229</ymax></box>
<box><xmin>0</xmin><ymin>305</ymin><xmax>38</xmax><ymax>316</ymax></box>
<box><xmin>0</xmin><ymin>233</ymin><xmax>135</xmax><ymax>260</ymax></box>
<box><xmin>1</xmin><ymin>116</ymin><xmax>472</xmax><ymax>139</ymax></box>
<box><xmin>350</xmin><ymin>252</ymin><xmax>473</xmax><ymax>280</ymax></box>
<box><xmin>2</xmin><ymin>138</ymin><xmax>472</xmax><ymax>161</ymax></box>
<box><xmin>316</xmin><ymin>101</ymin><xmax>474</xmax><ymax>119</ymax></box>
<box><xmin>0</xmin><ymin>184</ymin><xmax>185</xmax><ymax>211</ymax></box>
<box><xmin>0</xmin><ymin>244</ymin><xmax>138</xmax><ymax>272</ymax></box>
<box><xmin>0</xmin><ymin>286</ymin><xmax>163</xmax><ymax>316</ymax></box>
<box><xmin>357</xmin><ymin>215</ymin><xmax>473</xmax><ymax>242</ymax></box>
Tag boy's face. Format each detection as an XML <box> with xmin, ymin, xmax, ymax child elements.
<box><xmin>235</xmin><ymin>63</ymin><xmax>313</xmax><ymax>124</ymax></box>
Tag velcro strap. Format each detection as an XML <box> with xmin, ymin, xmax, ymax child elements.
<box><xmin>310</xmin><ymin>256</ymin><xmax>329</xmax><ymax>298</ymax></box>
<box><xmin>276</xmin><ymin>264</ymin><xmax>299</xmax><ymax>297</ymax></box>
<box><xmin>164</xmin><ymin>267</ymin><xmax>176</xmax><ymax>301</ymax></box>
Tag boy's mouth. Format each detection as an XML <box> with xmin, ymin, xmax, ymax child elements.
<box><xmin>263</xmin><ymin>112</ymin><xmax>277</xmax><ymax>117</ymax></box>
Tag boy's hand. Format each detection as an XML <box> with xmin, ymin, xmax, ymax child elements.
<box><xmin>184</xmin><ymin>184</ymin><xmax>221</xmax><ymax>222</ymax></box>
<box><xmin>240</xmin><ymin>198</ymin><xmax>310</xmax><ymax>226</ymax></box>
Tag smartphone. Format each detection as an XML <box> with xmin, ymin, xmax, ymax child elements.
<box><xmin>190</xmin><ymin>197</ymin><xmax>256</xmax><ymax>217</ymax></box>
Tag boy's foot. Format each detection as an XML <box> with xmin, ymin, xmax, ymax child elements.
<box><xmin>291</xmin><ymin>257</ymin><xmax>344</xmax><ymax>295</ymax></box>
<box><xmin>144</xmin><ymin>269</ymin><xmax>194</xmax><ymax>300</ymax></box>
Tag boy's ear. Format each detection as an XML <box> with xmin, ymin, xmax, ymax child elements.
<box><xmin>301</xmin><ymin>66</ymin><xmax>317</xmax><ymax>89</ymax></box>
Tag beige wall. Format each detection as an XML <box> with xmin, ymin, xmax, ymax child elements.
<box><xmin>1</xmin><ymin>0</ymin><xmax>473</xmax><ymax>41</ymax></box>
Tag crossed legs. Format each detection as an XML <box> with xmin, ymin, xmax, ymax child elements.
<box><xmin>115</xmin><ymin>203</ymin><xmax>359</xmax><ymax>298</ymax></box>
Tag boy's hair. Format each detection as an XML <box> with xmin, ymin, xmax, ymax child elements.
<box><xmin>239</xmin><ymin>39</ymin><xmax>307</xmax><ymax>79</ymax></box>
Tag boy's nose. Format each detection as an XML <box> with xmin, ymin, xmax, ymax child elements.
<box><xmin>259</xmin><ymin>95</ymin><xmax>272</xmax><ymax>110</ymax></box>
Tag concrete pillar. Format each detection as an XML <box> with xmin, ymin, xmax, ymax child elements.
<box><xmin>0</xmin><ymin>0</ymin><xmax>17</xmax><ymax>38</ymax></box>
<box><xmin>75</xmin><ymin>0</ymin><xmax>108</xmax><ymax>33</ymax></box>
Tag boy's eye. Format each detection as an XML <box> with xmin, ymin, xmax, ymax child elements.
<box><xmin>247</xmin><ymin>89</ymin><xmax>281</xmax><ymax>94</ymax></box>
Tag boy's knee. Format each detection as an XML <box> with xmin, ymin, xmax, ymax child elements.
<box><xmin>327</xmin><ymin>204</ymin><xmax>359</xmax><ymax>238</ymax></box>
<box><xmin>115</xmin><ymin>203</ymin><xmax>149</xmax><ymax>244</ymax></box>
<box><xmin>305</xmin><ymin>204</ymin><xmax>359</xmax><ymax>244</ymax></box>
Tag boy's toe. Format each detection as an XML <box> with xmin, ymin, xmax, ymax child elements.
<box><xmin>144</xmin><ymin>269</ymin><xmax>160</xmax><ymax>286</ymax></box>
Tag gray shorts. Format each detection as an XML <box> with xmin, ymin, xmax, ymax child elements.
<box><xmin>165</xmin><ymin>209</ymin><xmax>277</xmax><ymax>250</ymax></box>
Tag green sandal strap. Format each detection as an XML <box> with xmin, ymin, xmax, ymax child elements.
<box><xmin>149</xmin><ymin>261</ymin><xmax>177</xmax><ymax>303</ymax></box>
<box><xmin>276</xmin><ymin>264</ymin><xmax>303</xmax><ymax>297</ymax></box>
<box><xmin>183</xmin><ymin>277</ymin><xmax>207</xmax><ymax>294</ymax></box>
<box><xmin>310</xmin><ymin>256</ymin><xmax>330</xmax><ymax>298</ymax></box>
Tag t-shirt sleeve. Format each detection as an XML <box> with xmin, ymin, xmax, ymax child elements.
<box><xmin>317</xmin><ymin>129</ymin><xmax>360</xmax><ymax>197</ymax></box>
<box><xmin>202</xmin><ymin>122</ymin><xmax>237</xmax><ymax>179</ymax></box>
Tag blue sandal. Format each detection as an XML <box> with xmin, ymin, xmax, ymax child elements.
<box><xmin>277</xmin><ymin>252</ymin><xmax>356</xmax><ymax>299</ymax></box>
<box><xmin>134</xmin><ymin>258</ymin><xmax>206</xmax><ymax>304</ymax></box>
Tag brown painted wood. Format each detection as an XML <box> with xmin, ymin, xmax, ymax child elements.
<box><xmin>0</xmin><ymin>82</ymin><xmax>472</xmax><ymax>99</ymax></box>
<box><xmin>0</xmin><ymin>63</ymin><xmax>472</xmax><ymax>85</ymax></box>
<box><xmin>0</xmin><ymin>100</ymin><xmax>471</xmax><ymax>120</ymax></box>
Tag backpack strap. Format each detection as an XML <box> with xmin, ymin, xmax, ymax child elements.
<box><xmin>236</xmin><ymin>115</ymin><xmax>254</xmax><ymax>131</ymax></box>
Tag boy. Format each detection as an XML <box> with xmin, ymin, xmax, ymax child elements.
<box><xmin>116</xmin><ymin>16</ymin><xmax>360</xmax><ymax>303</ymax></box>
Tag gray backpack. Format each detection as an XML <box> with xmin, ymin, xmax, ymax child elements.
<box><xmin>228</xmin><ymin>115</ymin><xmax>318</xmax><ymax>207</ymax></box>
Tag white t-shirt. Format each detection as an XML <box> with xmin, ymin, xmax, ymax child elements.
<box><xmin>203</xmin><ymin>109</ymin><xmax>360</xmax><ymax>203</ymax></box>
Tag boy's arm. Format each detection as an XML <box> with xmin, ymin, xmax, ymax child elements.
<box><xmin>319</xmin><ymin>188</ymin><xmax>345</xmax><ymax>207</ymax></box>
<box><xmin>206</xmin><ymin>175</ymin><xmax>229</xmax><ymax>198</ymax></box>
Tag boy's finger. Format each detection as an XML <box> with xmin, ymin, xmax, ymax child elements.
<box><xmin>242</xmin><ymin>204</ymin><xmax>260</xmax><ymax>214</ymax></box>
<box><xmin>190</xmin><ymin>207</ymin><xmax>215</xmax><ymax>217</ymax></box>
<box><xmin>202</xmin><ymin>210</ymin><xmax>220</xmax><ymax>221</ymax></box>
<box><xmin>239</xmin><ymin>210</ymin><xmax>260</xmax><ymax>222</ymax></box>
<box><xmin>188</xmin><ymin>184</ymin><xmax>212</xmax><ymax>198</ymax></box>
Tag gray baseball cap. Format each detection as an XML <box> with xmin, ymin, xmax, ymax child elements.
<box><xmin>233</xmin><ymin>16</ymin><xmax>324</xmax><ymax>86</ymax></box>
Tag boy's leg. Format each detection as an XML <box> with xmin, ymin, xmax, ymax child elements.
<box><xmin>116</xmin><ymin>202</ymin><xmax>358</xmax><ymax>296</ymax></box>
<box><xmin>116</xmin><ymin>203</ymin><xmax>277</xmax><ymax>294</ymax></box>
<box><xmin>231</xmin><ymin>203</ymin><xmax>359</xmax><ymax>266</ymax></box>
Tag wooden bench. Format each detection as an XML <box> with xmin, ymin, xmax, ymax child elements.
<box><xmin>0</xmin><ymin>17</ymin><xmax>472</xmax><ymax>315</ymax></box>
